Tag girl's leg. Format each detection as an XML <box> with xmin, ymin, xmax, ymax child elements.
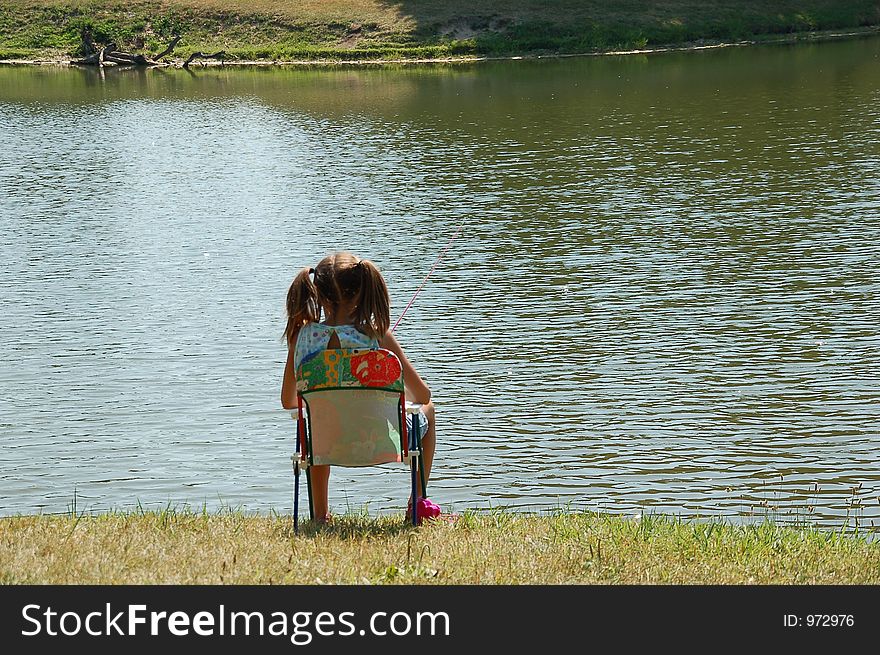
<box><xmin>419</xmin><ymin>400</ymin><xmax>436</xmax><ymax>485</ymax></box>
<box><xmin>309</xmin><ymin>465</ymin><xmax>331</xmax><ymax>522</ymax></box>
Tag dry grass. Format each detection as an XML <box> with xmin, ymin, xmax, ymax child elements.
<box><xmin>2</xmin><ymin>510</ymin><xmax>878</xmax><ymax>584</ymax></box>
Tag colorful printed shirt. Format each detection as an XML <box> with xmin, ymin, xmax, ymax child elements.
<box><xmin>293</xmin><ymin>323</ymin><xmax>378</xmax><ymax>371</ymax></box>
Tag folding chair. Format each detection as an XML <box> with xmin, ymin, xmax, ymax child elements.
<box><xmin>290</xmin><ymin>347</ymin><xmax>426</xmax><ymax>533</ymax></box>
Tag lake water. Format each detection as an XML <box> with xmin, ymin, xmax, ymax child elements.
<box><xmin>1</xmin><ymin>36</ymin><xmax>878</xmax><ymax>533</ymax></box>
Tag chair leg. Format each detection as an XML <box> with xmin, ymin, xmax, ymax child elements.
<box><xmin>293</xmin><ymin>459</ymin><xmax>300</xmax><ymax>535</ymax></box>
<box><xmin>411</xmin><ymin>453</ymin><xmax>419</xmax><ymax>526</ymax></box>
<box><xmin>410</xmin><ymin>416</ymin><xmax>421</xmax><ymax>526</ymax></box>
<box><xmin>306</xmin><ymin>467</ymin><xmax>315</xmax><ymax>521</ymax></box>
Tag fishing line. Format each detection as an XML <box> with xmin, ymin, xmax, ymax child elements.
<box><xmin>391</xmin><ymin>218</ymin><xmax>465</xmax><ymax>332</ymax></box>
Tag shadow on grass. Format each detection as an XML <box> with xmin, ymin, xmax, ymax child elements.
<box><xmin>278</xmin><ymin>514</ymin><xmax>416</xmax><ymax>539</ymax></box>
<box><xmin>372</xmin><ymin>0</ymin><xmax>880</xmax><ymax>56</ymax></box>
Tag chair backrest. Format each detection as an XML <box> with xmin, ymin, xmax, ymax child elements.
<box><xmin>296</xmin><ymin>348</ymin><xmax>405</xmax><ymax>467</ymax></box>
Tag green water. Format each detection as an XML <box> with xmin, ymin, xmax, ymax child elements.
<box><xmin>1</xmin><ymin>37</ymin><xmax>878</xmax><ymax>531</ymax></box>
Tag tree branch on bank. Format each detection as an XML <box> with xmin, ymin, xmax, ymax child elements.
<box><xmin>183</xmin><ymin>51</ymin><xmax>227</xmax><ymax>68</ymax></box>
<box><xmin>152</xmin><ymin>35</ymin><xmax>182</xmax><ymax>62</ymax></box>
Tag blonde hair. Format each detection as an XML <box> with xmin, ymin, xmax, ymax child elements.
<box><xmin>284</xmin><ymin>252</ymin><xmax>391</xmax><ymax>345</ymax></box>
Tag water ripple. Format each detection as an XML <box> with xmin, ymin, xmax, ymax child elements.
<box><xmin>1</xmin><ymin>39</ymin><xmax>879</xmax><ymax>532</ymax></box>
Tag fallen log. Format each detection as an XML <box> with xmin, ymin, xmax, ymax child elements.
<box><xmin>97</xmin><ymin>44</ymin><xmax>119</xmax><ymax>67</ymax></box>
<box><xmin>183</xmin><ymin>51</ymin><xmax>227</xmax><ymax>68</ymax></box>
<box><xmin>103</xmin><ymin>52</ymin><xmax>151</xmax><ymax>66</ymax></box>
<box><xmin>72</xmin><ymin>53</ymin><xmax>100</xmax><ymax>65</ymax></box>
<box><xmin>71</xmin><ymin>36</ymin><xmax>181</xmax><ymax>68</ymax></box>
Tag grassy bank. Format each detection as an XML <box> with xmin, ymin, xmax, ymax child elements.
<box><xmin>0</xmin><ymin>1</ymin><xmax>879</xmax><ymax>63</ymax></box>
<box><xmin>2</xmin><ymin>510</ymin><xmax>878</xmax><ymax>584</ymax></box>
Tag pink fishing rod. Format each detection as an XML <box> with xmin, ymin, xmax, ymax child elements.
<box><xmin>391</xmin><ymin>219</ymin><xmax>465</xmax><ymax>332</ymax></box>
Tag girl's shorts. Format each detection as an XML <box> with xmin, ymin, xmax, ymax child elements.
<box><xmin>406</xmin><ymin>410</ymin><xmax>429</xmax><ymax>437</ymax></box>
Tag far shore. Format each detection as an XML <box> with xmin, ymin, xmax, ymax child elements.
<box><xmin>2</xmin><ymin>0</ymin><xmax>879</xmax><ymax>70</ymax></box>
<box><xmin>2</xmin><ymin>26</ymin><xmax>878</xmax><ymax>70</ymax></box>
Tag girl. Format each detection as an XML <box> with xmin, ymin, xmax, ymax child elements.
<box><xmin>280</xmin><ymin>251</ymin><xmax>435</xmax><ymax>523</ymax></box>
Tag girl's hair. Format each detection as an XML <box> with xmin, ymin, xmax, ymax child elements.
<box><xmin>284</xmin><ymin>252</ymin><xmax>390</xmax><ymax>345</ymax></box>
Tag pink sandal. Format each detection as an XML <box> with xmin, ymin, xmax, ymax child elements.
<box><xmin>405</xmin><ymin>497</ymin><xmax>442</xmax><ymax>524</ymax></box>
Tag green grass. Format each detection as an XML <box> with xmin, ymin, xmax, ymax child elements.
<box><xmin>0</xmin><ymin>1</ymin><xmax>878</xmax><ymax>62</ymax></box>
<box><xmin>2</xmin><ymin>508</ymin><xmax>878</xmax><ymax>584</ymax></box>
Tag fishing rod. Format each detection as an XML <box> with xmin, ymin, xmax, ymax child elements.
<box><xmin>391</xmin><ymin>218</ymin><xmax>465</xmax><ymax>332</ymax></box>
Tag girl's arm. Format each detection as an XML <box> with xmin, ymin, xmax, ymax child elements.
<box><xmin>281</xmin><ymin>340</ymin><xmax>298</xmax><ymax>409</ymax></box>
<box><xmin>380</xmin><ymin>330</ymin><xmax>431</xmax><ymax>405</ymax></box>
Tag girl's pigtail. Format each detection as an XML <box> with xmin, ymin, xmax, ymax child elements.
<box><xmin>284</xmin><ymin>267</ymin><xmax>320</xmax><ymax>346</ymax></box>
<box><xmin>356</xmin><ymin>259</ymin><xmax>390</xmax><ymax>339</ymax></box>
